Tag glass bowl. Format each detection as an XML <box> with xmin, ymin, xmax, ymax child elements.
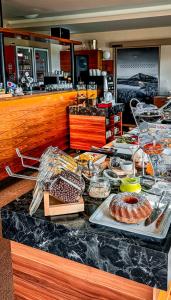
<box><xmin>88</xmin><ymin>176</ymin><xmax>111</xmax><ymax>199</ymax></box>
<box><xmin>103</xmin><ymin>169</ymin><xmax>121</xmax><ymax>186</ymax></box>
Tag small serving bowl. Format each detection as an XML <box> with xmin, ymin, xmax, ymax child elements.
<box><xmin>103</xmin><ymin>169</ymin><xmax>121</xmax><ymax>186</ymax></box>
<box><xmin>120</xmin><ymin>160</ymin><xmax>133</xmax><ymax>172</ymax></box>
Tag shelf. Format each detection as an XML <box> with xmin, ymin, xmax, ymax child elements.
<box><xmin>0</xmin><ymin>27</ymin><xmax>81</xmax><ymax>46</ymax></box>
<box><xmin>106</xmin><ymin>124</ymin><xmax>114</xmax><ymax>130</ymax></box>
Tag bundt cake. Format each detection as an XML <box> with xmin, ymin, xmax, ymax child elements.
<box><xmin>109</xmin><ymin>192</ymin><xmax>152</xmax><ymax>224</ymax></box>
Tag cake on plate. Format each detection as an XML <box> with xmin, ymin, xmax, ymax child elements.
<box><xmin>109</xmin><ymin>192</ymin><xmax>152</xmax><ymax>224</ymax></box>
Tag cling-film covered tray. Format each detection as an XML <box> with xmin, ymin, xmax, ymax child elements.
<box><xmin>89</xmin><ymin>192</ymin><xmax>171</xmax><ymax>239</ymax></box>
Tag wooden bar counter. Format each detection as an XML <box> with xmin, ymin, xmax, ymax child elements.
<box><xmin>0</xmin><ymin>90</ymin><xmax>77</xmax><ymax>181</ymax></box>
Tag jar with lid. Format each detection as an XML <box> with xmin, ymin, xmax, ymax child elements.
<box><xmin>88</xmin><ymin>177</ymin><xmax>111</xmax><ymax>199</ymax></box>
<box><xmin>87</xmin><ymin>82</ymin><xmax>97</xmax><ymax>100</ymax></box>
<box><xmin>77</xmin><ymin>81</ymin><xmax>87</xmax><ymax>104</ymax></box>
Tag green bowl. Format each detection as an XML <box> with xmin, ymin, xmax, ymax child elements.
<box><xmin>120</xmin><ymin>177</ymin><xmax>141</xmax><ymax>193</ymax></box>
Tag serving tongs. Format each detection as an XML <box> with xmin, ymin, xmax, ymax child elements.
<box><xmin>144</xmin><ymin>191</ymin><xmax>166</xmax><ymax>226</ymax></box>
<box><xmin>144</xmin><ymin>191</ymin><xmax>171</xmax><ymax>232</ymax></box>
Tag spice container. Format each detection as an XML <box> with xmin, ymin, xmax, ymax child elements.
<box><xmin>88</xmin><ymin>177</ymin><xmax>111</xmax><ymax>199</ymax></box>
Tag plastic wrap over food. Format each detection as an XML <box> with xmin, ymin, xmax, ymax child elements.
<box><xmin>38</xmin><ymin>146</ymin><xmax>78</xmax><ymax>178</ymax></box>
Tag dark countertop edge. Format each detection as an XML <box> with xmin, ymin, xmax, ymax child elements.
<box><xmin>1</xmin><ymin>206</ymin><xmax>170</xmax><ymax>254</ymax></box>
<box><xmin>0</xmin><ymin>90</ymin><xmax>76</xmax><ymax>102</ymax></box>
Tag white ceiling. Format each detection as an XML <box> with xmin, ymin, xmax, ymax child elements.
<box><xmin>3</xmin><ymin>0</ymin><xmax>171</xmax><ymax>19</ymax></box>
<box><xmin>2</xmin><ymin>0</ymin><xmax>171</xmax><ymax>33</ymax></box>
<box><xmin>63</xmin><ymin>16</ymin><xmax>171</xmax><ymax>34</ymax></box>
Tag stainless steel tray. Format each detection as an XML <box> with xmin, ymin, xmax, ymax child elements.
<box><xmin>89</xmin><ymin>193</ymin><xmax>171</xmax><ymax>239</ymax></box>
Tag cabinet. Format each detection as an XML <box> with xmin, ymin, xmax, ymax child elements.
<box><xmin>16</xmin><ymin>46</ymin><xmax>34</xmax><ymax>80</ymax></box>
<box><xmin>102</xmin><ymin>60</ymin><xmax>114</xmax><ymax>74</ymax></box>
<box><xmin>34</xmin><ymin>48</ymin><xmax>49</xmax><ymax>82</ymax></box>
<box><xmin>5</xmin><ymin>45</ymin><xmax>17</xmax><ymax>82</ymax></box>
<box><xmin>60</xmin><ymin>50</ymin><xmax>103</xmax><ymax>72</ymax></box>
<box><xmin>153</xmin><ymin>96</ymin><xmax>167</xmax><ymax>108</ymax></box>
<box><xmin>69</xmin><ymin>112</ymin><xmax>122</xmax><ymax>151</ymax></box>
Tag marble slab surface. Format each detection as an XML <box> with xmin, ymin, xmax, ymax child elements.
<box><xmin>1</xmin><ymin>188</ymin><xmax>171</xmax><ymax>290</ymax></box>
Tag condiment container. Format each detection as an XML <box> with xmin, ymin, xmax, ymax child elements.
<box><xmin>120</xmin><ymin>160</ymin><xmax>133</xmax><ymax>172</ymax></box>
<box><xmin>120</xmin><ymin>177</ymin><xmax>141</xmax><ymax>193</ymax></box>
<box><xmin>103</xmin><ymin>169</ymin><xmax>121</xmax><ymax>186</ymax></box>
<box><xmin>49</xmin><ymin>170</ymin><xmax>85</xmax><ymax>203</ymax></box>
<box><xmin>88</xmin><ymin>177</ymin><xmax>111</xmax><ymax>199</ymax></box>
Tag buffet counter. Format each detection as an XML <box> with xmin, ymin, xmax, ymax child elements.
<box><xmin>1</xmin><ymin>177</ymin><xmax>171</xmax><ymax>292</ymax></box>
<box><xmin>0</xmin><ymin>93</ymin><xmax>171</xmax><ymax>298</ymax></box>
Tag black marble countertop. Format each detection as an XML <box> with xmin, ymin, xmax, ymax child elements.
<box><xmin>1</xmin><ymin>187</ymin><xmax>171</xmax><ymax>290</ymax></box>
<box><xmin>69</xmin><ymin>103</ymin><xmax>125</xmax><ymax>116</ymax></box>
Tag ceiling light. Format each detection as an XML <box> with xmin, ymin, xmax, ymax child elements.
<box><xmin>17</xmin><ymin>53</ymin><xmax>23</xmax><ymax>57</ymax></box>
<box><xmin>25</xmin><ymin>14</ymin><xmax>39</xmax><ymax>19</ymax></box>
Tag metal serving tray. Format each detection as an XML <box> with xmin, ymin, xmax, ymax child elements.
<box><xmin>89</xmin><ymin>193</ymin><xmax>171</xmax><ymax>239</ymax></box>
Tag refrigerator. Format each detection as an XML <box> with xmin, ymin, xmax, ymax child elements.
<box><xmin>16</xmin><ymin>46</ymin><xmax>49</xmax><ymax>82</ymax></box>
<box><xmin>34</xmin><ymin>48</ymin><xmax>49</xmax><ymax>82</ymax></box>
<box><xmin>16</xmin><ymin>46</ymin><xmax>34</xmax><ymax>80</ymax></box>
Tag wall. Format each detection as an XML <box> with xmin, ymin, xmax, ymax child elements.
<box><xmin>50</xmin><ymin>44</ymin><xmax>62</xmax><ymax>72</ymax></box>
<box><xmin>160</xmin><ymin>45</ymin><xmax>171</xmax><ymax>95</ymax></box>
<box><xmin>4</xmin><ymin>37</ymin><xmax>51</xmax><ymax>50</ymax></box>
<box><xmin>72</xmin><ymin>26</ymin><xmax>171</xmax><ymax>94</ymax></box>
<box><xmin>71</xmin><ymin>26</ymin><xmax>171</xmax><ymax>49</ymax></box>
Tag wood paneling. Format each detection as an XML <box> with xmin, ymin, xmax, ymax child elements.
<box><xmin>102</xmin><ymin>60</ymin><xmax>114</xmax><ymax>74</ymax></box>
<box><xmin>153</xmin><ymin>96</ymin><xmax>168</xmax><ymax>108</ymax></box>
<box><xmin>0</xmin><ymin>234</ymin><xmax>14</xmax><ymax>300</ymax></box>
<box><xmin>11</xmin><ymin>241</ymin><xmax>154</xmax><ymax>300</ymax></box>
<box><xmin>5</xmin><ymin>45</ymin><xmax>17</xmax><ymax>82</ymax></box>
<box><xmin>60</xmin><ymin>51</ymin><xmax>71</xmax><ymax>72</ymax></box>
<box><xmin>0</xmin><ymin>91</ymin><xmax>77</xmax><ymax>181</ymax></box>
<box><xmin>60</xmin><ymin>50</ymin><xmax>103</xmax><ymax>72</ymax></box>
<box><xmin>69</xmin><ymin>115</ymin><xmax>106</xmax><ymax>150</ymax></box>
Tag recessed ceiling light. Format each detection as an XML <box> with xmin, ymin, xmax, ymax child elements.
<box><xmin>25</xmin><ymin>14</ymin><xmax>39</xmax><ymax>19</ymax></box>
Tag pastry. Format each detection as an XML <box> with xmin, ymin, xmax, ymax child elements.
<box><xmin>109</xmin><ymin>192</ymin><xmax>152</xmax><ymax>224</ymax></box>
